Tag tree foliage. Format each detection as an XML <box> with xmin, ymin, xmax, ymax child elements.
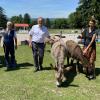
<box><xmin>0</xmin><ymin>6</ymin><xmax>7</xmax><ymax>28</ymax></box>
<box><xmin>11</xmin><ymin>15</ymin><xmax>21</xmax><ymax>23</ymax></box>
<box><xmin>68</xmin><ymin>0</ymin><xmax>100</xmax><ymax>28</ymax></box>
<box><xmin>23</xmin><ymin>13</ymin><xmax>31</xmax><ymax>24</ymax></box>
<box><xmin>51</xmin><ymin>18</ymin><xmax>68</xmax><ymax>29</ymax></box>
<box><xmin>45</xmin><ymin>18</ymin><xmax>51</xmax><ymax>28</ymax></box>
<box><xmin>11</xmin><ymin>13</ymin><xmax>31</xmax><ymax>24</ymax></box>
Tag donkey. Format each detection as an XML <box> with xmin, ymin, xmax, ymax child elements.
<box><xmin>51</xmin><ymin>40</ymin><xmax>68</xmax><ymax>87</ymax></box>
<box><xmin>65</xmin><ymin>40</ymin><xmax>90</xmax><ymax>74</ymax></box>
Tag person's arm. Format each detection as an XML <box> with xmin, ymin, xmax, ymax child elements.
<box><xmin>14</xmin><ymin>32</ymin><xmax>17</xmax><ymax>49</ymax></box>
<box><xmin>29</xmin><ymin>35</ymin><xmax>32</xmax><ymax>48</ymax></box>
<box><xmin>83</xmin><ymin>33</ymin><xmax>96</xmax><ymax>54</ymax></box>
<box><xmin>15</xmin><ymin>37</ymin><xmax>17</xmax><ymax>49</ymax></box>
<box><xmin>45</xmin><ymin>35</ymin><xmax>58</xmax><ymax>44</ymax></box>
<box><xmin>28</xmin><ymin>26</ymin><xmax>34</xmax><ymax>48</ymax></box>
<box><xmin>45</xmin><ymin>36</ymin><xmax>52</xmax><ymax>43</ymax></box>
<box><xmin>44</xmin><ymin>27</ymin><xmax>56</xmax><ymax>44</ymax></box>
<box><xmin>86</xmin><ymin>33</ymin><xmax>96</xmax><ymax>50</ymax></box>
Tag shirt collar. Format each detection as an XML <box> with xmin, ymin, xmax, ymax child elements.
<box><xmin>37</xmin><ymin>24</ymin><xmax>43</xmax><ymax>29</ymax></box>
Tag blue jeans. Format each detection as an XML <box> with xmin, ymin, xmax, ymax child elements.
<box><xmin>32</xmin><ymin>42</ymin><xmax>45</xmax><ymax>69</ymax></box>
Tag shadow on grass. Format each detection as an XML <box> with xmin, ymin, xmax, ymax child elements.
<box><xmin>43</xmin><ymin>63</ymin><xmax>54</xmax><ymax>70</ymax></box>
<box><xmin>0</xmin><ymin>56</ymin><xmax>5</xmax><ymax>68</ymax></box>
<box><xmin>95</xmin><ymin>67</ymin><xmax>100</xmax><ymax>76</ymax></box>
<box><xmin>61</xmin><ymin>65</ymin><xmax>100</xmax><ymax>87</ymax></box>
<box><xmin>60</xmin><ymin>63</ymin><xmax>82</xmax><ymax>88</ymax></box>
<box><xmin>61</xmin><ymin>70</ymin><xmax>79</xmax><ymax>88</ymax></box>
<box><xmin>0</xmin><ymin>55</ymin><xmax>33</xmax><ymax>70</ymax></box>
<box><xmin>17</xmin><ymin>63</ymin><xmax>33</xmax><ymax>69</ymax></box>
<box><xmin>4</xmin><ymin>63</ymin><xmax>33</xmax><ymax>72</ymax></box>
<box><xmin>43</xmin><ymin>67</ymin><xmax>53</xmax><ymax>70</ymax></box>
<box><xmin>46</xmin><ymin>50</ymin><xmax>51</xmax><ymax>53</ymax></box>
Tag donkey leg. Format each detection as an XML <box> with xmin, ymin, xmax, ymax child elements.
<box><xmin>87</xmin><ymin>65</ymin><xmax>95</xmax><ymax>80</ymax></box>
<box><xmin>55</xmin><ymin>62</ymin><xmax>63</xmax><ymax>87</ymax></box>
<box><xmin>67</xmin><ymin>56</ymin><xmax>70</xmax><ymax>66</ymax></box>
<box><xmin>89</xmin><ymin>63</ymin><xmax>96</xmax><ymax>79</ymax></box>
<box><xmin>76</xmin><ymin>60</ymin><xmax>80</xmax><ymax>74</ymax></box>
<box><xmin>55</xmin><ymin>69</ymin><xmax>62</xmax><ymax>87</ymax></box>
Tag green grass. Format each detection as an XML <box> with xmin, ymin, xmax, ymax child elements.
<box><xmin>0</xmin><ymin>45</ymin><xmax>100</xmax><ymax>100</ymax></box>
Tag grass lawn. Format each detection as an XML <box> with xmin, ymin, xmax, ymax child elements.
<box><xmin>0</xmin><ymin>44</ymin><xmax>100</xmax><ymax>100</ymax></box>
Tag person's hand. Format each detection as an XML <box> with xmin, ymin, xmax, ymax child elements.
<box><xmin>49</xmin><ymin>39</ymin><xmax>55</xmax><ymax>44</ymax></box>
<box><xmin>83</xmin><ymin>49</ymin><xmax>87</xmax><ymax>55</ymax></box>
<box><xmin>29</xmin><ymin>42</ymin><xmax>32</xmax><ymax>48</ymax></box>
<box><xmin>54</xmin><ymin>39</ymin><xmax>59</xmax><ymax>43</ymax></box>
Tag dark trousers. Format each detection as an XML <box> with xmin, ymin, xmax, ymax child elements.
<box><xmin>32</xmin><ymin>42</ymin><xmax>45</xmax><ymax>69</ymax></box>
<box><xmin>4</xmin><ymin>44</ymin><xmax>15</xmax><ymax>66</ymax></box>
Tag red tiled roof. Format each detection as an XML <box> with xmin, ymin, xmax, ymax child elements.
<box><xmin>15</xmin><ymin>23</ymin><xmax>29</xmax><ymax>27</ymax></box>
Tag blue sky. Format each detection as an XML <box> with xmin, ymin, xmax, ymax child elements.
<box><xmin>0</xmin><ymin>0</ymin><xmax>79</xmax><ymax>18</ymax></box>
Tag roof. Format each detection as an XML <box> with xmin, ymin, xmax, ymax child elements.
<box><xmin>15</xmin><ymin>23</ymin><xmax>29</xmax><ymax>27</ymax></box>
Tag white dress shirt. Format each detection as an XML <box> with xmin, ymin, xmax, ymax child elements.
<box><xmin>29</xmin><ymin>25</ymin><xmax>49</xmax><ymax>43</ymax></box>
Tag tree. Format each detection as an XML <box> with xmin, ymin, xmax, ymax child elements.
<box><xmin>10</xmin><ymin>16</ymin><xmax>20</xmax><ymax>23</ymax></box>
<box><xmin>53</xmin><ymin>18</ymin><xmax>68</xmax><ymax>29</ymax></box>
<box><xmin>67</xmin><ymin>13</ymin><xmax>76</xmax><ymax>28</ymax></box>
<box><xmin>68</xmin><ymin>0</ymin><xmax>100</xmax><ymax>28</ymax></box>
<box><xmin>30</xmin><ymin>19</ymin><xmax>37</xmax><ymax>28</ymax></box>
<box><xmin>45</xmin><ymin>18</ymin><xmax>51</xmax><ymax>28</ymax></box>
<box><xmin>11</xmin><ymin>14</ymin><xmax>23</xmax><ymax>24</ymax></box>
<box><xmin>0</xmin><ymin>6</ymin><xmax>7</xmax><ymax>28</ymax></box>
<box><xmin>91</xmin><ymin>0</ymin><xmax>100</xmax><ymax>27</ymax></box>
<box><xmin>19</xmin><ymin>14</ymin><xmax>23</xmax><ymax>23</ymax></box>
<box><xmin>23</xmin><ymin>13</ymin><xmax>31</xmax><ymax>24</ymax></box>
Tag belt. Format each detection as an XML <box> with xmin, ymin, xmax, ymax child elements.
<box><xmin>32</xmin><ymin>41</ymin><xmax>44</xmax><ymax>44</ymax></box>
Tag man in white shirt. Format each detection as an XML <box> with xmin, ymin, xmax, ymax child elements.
<box><xmin>29</xmin><ymin>17</ymin><xmax>51</xmax><ymax>72</ymax></box>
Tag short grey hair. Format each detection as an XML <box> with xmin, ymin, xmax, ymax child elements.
<box><xmin>7</xmin><ymin>21</ymin><xmax>12</xmax><ymax>26</ymax></box>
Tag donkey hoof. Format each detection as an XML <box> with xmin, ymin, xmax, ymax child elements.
<box><xmin>56</xmin><ymin>81</ymin><xmax>61</xmax><ymax>87</ymax></box>
<box><xmin>57</xmin><ymin>84</ymin><xmax>61</xmax><ymax>87</ymax></box>
<box><xmin>87</xmin><ymin>75</ymin><xmax>96</xmax><ymax>80</ymax></box>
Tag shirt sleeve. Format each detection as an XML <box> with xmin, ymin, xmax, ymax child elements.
<box><xmin>14</xmin><ymin>31</ymin><xmax>17</xmax><ymax>38</ymax></box>
<box><xmin>29</xmin><ymin>26</ymin><xmax>34</xmax><ymax>36</ymax></box>
<box><xmin>93</xmin><ymin>30</ymin><xmax>97</xmax><ymax>35</ymax></box>
<box><xmin>45</xmin><ymin>27</ymin><xmax>50</xmax><ymax>38</ymax></box>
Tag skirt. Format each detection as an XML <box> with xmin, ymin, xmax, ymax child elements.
<box><xmin>83</xmin><ymin>46</ymin><xmax>96</xmax><ymax>64</ymax></box>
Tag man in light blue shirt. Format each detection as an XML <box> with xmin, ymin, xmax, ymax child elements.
<box><xmin>29</xmin><ymin>17</ymin><xmax>51</xmax><ymax>72</ymax></box>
